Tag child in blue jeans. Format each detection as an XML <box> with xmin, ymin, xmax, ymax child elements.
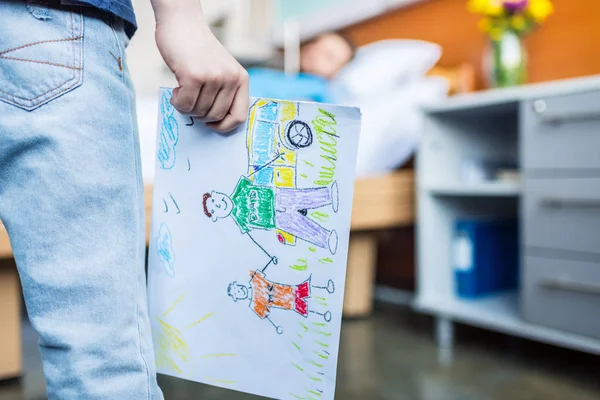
<box><xmin>0</xmin><ymin>0</ymin><xmax>248</xmax><ymax>398</ymax></box>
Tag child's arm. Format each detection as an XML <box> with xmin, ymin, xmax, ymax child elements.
<box><xmin>246</xmin><ymin>232</ymin><xmax>278</xmax><ymax>267</ymax></box>
<box><xmin>266</xmin><ymin>317</ymin><xmax>284</xmax><ymax>335</ymax></box>
<box><xmin>151</xmin><ymin>0</ymin><xmax>249</xmax><ymax>133</ymax></box>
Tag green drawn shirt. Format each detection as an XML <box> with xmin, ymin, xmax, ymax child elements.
<box><xmin>230</xmin><ymin>177</ymin><xmax>276</xmax><ymax>233</ymax></box>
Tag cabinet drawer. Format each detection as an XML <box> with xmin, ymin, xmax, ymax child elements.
<box><xmin>522</xmin><ymin>90</ymin><xmax>600</xmax><ymax>170</ymax></box>
<box><xmin>523</xmin><ymin>178</ymin><xmax>600</xmax><ymax>254</ymax></box>
<box><xmin>522</xmin><ymin>256</ymin><xmax>600</xmax><ymax>339</ymax></box>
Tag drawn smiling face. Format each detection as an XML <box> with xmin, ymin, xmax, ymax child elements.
<box><xmin>227</xmin><ymin>282</ymin><xmax>249</xmax><ymax>302</ymax></box>
<box><xmin>209</xmin><ymin>191</ymin><xmax>234</xmax><ymax>221</ymax></box>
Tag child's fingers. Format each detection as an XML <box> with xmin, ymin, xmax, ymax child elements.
<box><xmin>206</xmin><ymin>82</ymin><xmax>249</xmax><ymax>133</ymax></box>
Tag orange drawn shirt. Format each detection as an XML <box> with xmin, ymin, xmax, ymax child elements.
<box><xmin>250</xmin><ymin>270</ymin><xmax>295</xmax><ymax>318</ymax></box>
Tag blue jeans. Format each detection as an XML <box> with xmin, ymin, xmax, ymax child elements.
<box><xmin>0</xmin><ymin>2</ymin><xmax>163</xmax><ymax>399</ymax></box>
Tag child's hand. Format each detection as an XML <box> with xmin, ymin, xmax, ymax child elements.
<box><xmin>153</xmin><ymin>0</ymin><xmax>249</xmax><ymax>133</ymax></box>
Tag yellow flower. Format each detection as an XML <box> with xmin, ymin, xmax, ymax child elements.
<box><xmin>468</xmin><ymin>0</ymin><xmax>504</xmax><ymax>16</ymax></box>
<box><xmin>528</xmin><ymin>0</ymin><xmax>554</xmax><ymax>23</ymax></box>
<box><xmin>511</xmin><ymin>15</ymin><xmax>527</xmax><ymax>31</ymax></box>
<box><xmin>487</xmin><ymin>0</ymin><xmax>504</xmax><ymax>16</ymax></box>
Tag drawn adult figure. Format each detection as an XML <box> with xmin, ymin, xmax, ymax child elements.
<box><xmin>203</xmin><ymin>177</ymin><xmax>340</xmax><ymax>254</ymax></box>
<box><xmin>227</xmin><ymin>259</ymin><xmax>336</xmax><ymax>334</ymax></box>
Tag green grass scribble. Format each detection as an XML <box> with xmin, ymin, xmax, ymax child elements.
<box><xmin>315</xmin><ymin>330</ymin><xmax>332</xmax><ymax>337</ymax></box>
<box><xmin>304</xmin><ymin>160</ymin><xmax>315</xmax><ymax>167</ymax></box>
<box><xmin>309</xmin><ymin>375</ymin><xmax>323</xmax><ymax>382</ymax></box>
<box><xmin>312</xmin><ymin>322</ymin><xmax>326</xmax><ymax>327</ymax></box>
<box><xmin>313</xmin><ymin>350</ymin><xmax>329</xmax><ymax>360</ymax></box>
<box><xmin>310</xmin><ymin>211</ymin><xmax>329</xmax><ymax>223</ymax></box>
<box><xmin>290</xmin><ymin>258</ymin><xmax>308</xmax><ymax>271</ymax></box>
<box><xmin>319</xmin><ymin>258</ymin><xmax>333</xmax><ymax>264</ymax></box>
<box><xmin>309</xmin><ymin>247</ymin><xmax>317</xmax><ymax>253</ymax></box>
<box><xmin>309</xmin><ymin>360</ymin><xmax>324</xmax><ymax>368</ymax></box>
<box><xmin>291</xmin><ymin>362</ymin><xmax>304</xmax><ymax>372</ymax></box>
<box><xmin>299</xmin><ymin>322</ymin><xmax>309</xmax><ymax>332</ymax></box>
<box><xmin>314</xmin><ymin>340</ymin><xmax>329</xmax><ymax>348</ymax></box>
<box><xmin>301</xmin><ymin>173</ymin><xmax>308</xmax><ymax>179</ymax></box>
<box><xmin>292</xmin><ymin>341</ymin><xmax>301</xmax><ymax>351</ymax></box>
<box><xmin>297</xmin><ymin>332</ymin><xmax>303</xmax><ymax>340</ymax></box>
<box><xmin>307</xmin><ymin>389</ymin><xmax>323</xmax><ymax>397</ymax></box>
<box><xmin>289</xmin><ymin>392</ymin><xmax>305</xmax><ymax>400</ymax></box>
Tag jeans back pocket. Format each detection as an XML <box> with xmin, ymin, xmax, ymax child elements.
<box><xmin>0</xmin><ymin>1</ymin><xmax>83</xmax><ymax>111</ymax></box>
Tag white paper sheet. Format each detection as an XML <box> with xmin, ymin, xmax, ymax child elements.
<box><xmin>148</xmin><ymin>89</ymin><xmax>361</xmax><ymax>400</ymax></box>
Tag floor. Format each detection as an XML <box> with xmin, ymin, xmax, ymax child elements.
<box><xmin>1</xmin><ymin>304</ymin><xmax>599</xmax><ymax>400</ymax></box>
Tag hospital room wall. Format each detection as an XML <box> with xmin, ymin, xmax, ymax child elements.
<box><xmin>342</xmin><ymin>0</ymin><xmax>600</xmax><ymax>90</ymax></box>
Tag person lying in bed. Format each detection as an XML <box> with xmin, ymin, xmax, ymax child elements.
<box><xmin>248</xmin><ymin>33</ymin><xmax>356</xmax><ymax>103</ymax></box>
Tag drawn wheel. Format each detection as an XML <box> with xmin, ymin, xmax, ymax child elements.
<box><xmin>324</xmin><ymin>311</ymin><xmax>332</xmax><ymax>323</ymax></box>
<box><xmin>276</xmin><ymin>326</ymin><xmax>284</xmax><ymax>335</ymax></box>
<box><xmin>286</xmin><ymin>120</ymin><xmax>313</xmax><ymax>149</ymax></box>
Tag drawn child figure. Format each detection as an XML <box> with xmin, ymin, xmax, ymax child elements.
<box><xmin>203</xmin><ymin>178</ymin><xmax>340</xmax><ymax>254</ymax></box>
<box><xmin>227</xmin><ymin>261</ymin><xmax>335</xmax><ymax>334</ymax></box>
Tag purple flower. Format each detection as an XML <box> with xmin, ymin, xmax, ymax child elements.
<box><xmin>503</xmin><ymin>0</ymin><xmax>528</xmax><ymax>12</ymax></box>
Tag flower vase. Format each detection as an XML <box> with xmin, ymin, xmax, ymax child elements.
<box><xmin>485</xmin><ymin>29</ymin><xmax>527</xmax><ymax>88</ymax></box>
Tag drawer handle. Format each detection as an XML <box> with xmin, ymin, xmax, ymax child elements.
<box><xmin>540</xmin><ymin>278</ymin><xmax>600</xmax><ymax>296</ymax></box>
<box><xmin>533</xmin><ymin>99</ymin><xmax>600</xmax><ymax>123</ymax></box>
<box><xmin>540</xmin><ymin>198</ymin><xmax>600</xmax><ymax>209</ymax></box>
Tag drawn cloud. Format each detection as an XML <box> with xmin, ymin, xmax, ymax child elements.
<box><xmin>157</xmin><ymin>90</ymin><xmax>179</xmax><ymax>170</ymax></box>
<box><xmin>157</xmin><ymin>223</ymin><xmax>175</xmax><ymax>277</ymax></box>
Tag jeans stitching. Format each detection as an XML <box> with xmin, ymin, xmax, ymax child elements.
<box><xmin>0</xmin><ymin>74</ymin><xmax>79</xmax><ymax>101</ymax></box>
<box><xmin>108</xmin><ymin>16</ymin><xmax>125</xmax><ymax>81</ymax></box>
<box><xmin>120</xmin><ymin>27</ymin><xmax>152</xmax><ymax>394</ymax></box>
<box><xmin>0</xmin><ymin>36</ymin><xmax>82</xmax><ymax>56</ymax></box>
<box><xmin>0</xmin><ymin>56</ymin><xmax>82</xmax><ymax>70</ymax></box>
<box><xmin>129</xmin><ymin>91</ymin><xmax>152</xmax><ymax>400</ymax></box>
<box><xmin>0</xmin><ymin>9</ymin><xmax>83</xmax><ymax>106</ymax></box>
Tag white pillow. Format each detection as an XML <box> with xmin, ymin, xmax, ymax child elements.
<box><xmin>354</xmin><ymin>76</ymin><xmax>449</xmax><ymax>178</ymax></box>
<box><xmin>331</xmin><ymin>39</ymin><xmax>442</xmax><ymax>102</ymax></box>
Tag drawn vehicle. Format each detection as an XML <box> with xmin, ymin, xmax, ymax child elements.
<box><xmin>246</xmin><ymin>100</ymin><xmax>314</xmax><ymax>247</ymax></box>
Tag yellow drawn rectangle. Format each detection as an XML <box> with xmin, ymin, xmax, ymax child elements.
<box><xmin>274</xmin><ymin>166</ymin><xmax>295</xmax><ymax>188</ymax></box>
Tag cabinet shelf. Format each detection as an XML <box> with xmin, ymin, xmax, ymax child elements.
<box><xmin>425</xmin><ymin>182</ymin><xmax>520</xmax><ymax>197</ymax></box>
<box><xmin>415</xmin><ymin>292</ymin><xmax>600</xmax><ymax>355</ymax></box>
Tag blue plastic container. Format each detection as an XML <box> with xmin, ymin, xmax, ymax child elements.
<box><xmin>453</xmin><ymin>219</ymin><xmax>519</xmax><ymax>298</ymax></box>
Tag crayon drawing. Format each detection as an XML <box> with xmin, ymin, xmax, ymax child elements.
<box><xmin>148</xmin><ymin>89</ymin><xmax>361</xmax><ymax>400</ymax></box>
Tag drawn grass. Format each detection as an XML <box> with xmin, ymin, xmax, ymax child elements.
<box><xmin>309</xmin><ymin>360</ymin><xmax>324</xmax><ymax>368</ymax></box>
<box><xmin>291</xmin><ymin>362</ymin><xmax>304</xmax><ymax>372</ymax></box>
<box><xmin>292</xmin><ymin>341</ymin><xmax>301</xmax><ymax>351</ymax></box>
<box><xmin>313</xmin><ymin>350</ymin><xmax>329</xmax><ymax>360</ymax></box>
<box><xmin>290</xmin><ymin>258</ymin><xmax>308</xmax><ymax>271</ymax></box>
<box><xmin>301</xmin><ymin>173</ymin><xmax>308</xmax><ymax>179</ymax></box>
<box><xmin>289</xmin><ymin>393</ymin><xmax>305</xmax><ymax>400</ymax></box>
<box><xmin>310</xmin><ymin>211</ymin><xmax>329</xmax><ymax>223</ymax></box>
<box><xmin>314</xmin><ymin>340</ymin><xmax>329</xmax><ymax>348</ymax></box>
<box><xmin>315</xmin><ymin>330</ymin><xmax>332</xmax><ymax>337</ymax></box>
<box><xmin>304</xmin><ymin>160</ymin><xmax>315</xmax><ymax>167</ymax></box>
<box><xmin>307</xmin><ymin>389</ymin><xmax>323</xmax><ymax>397</ymax></box>
<box><xmin>319</xmin><ymin>258</ymin><xmax>333</xmax><ymax>264</ymax></box>
<box><xmin>309</xmin><ymin>247</ymin><xmax>317</xmax><ymax>253</ymax></box>
<box><xmin>297</xmin><ymin>332</ymin><xmax>303</xmax><ymax>340</ymax></box>
<box><xmin>312</xmin><ymin>322</ymin><xmax>326</xmax><ymax>327</ymax></box>
<box><xmin>299</xmin><ymin>322</ymin><xmax>309</xmax><ymax>332</ymax></box>
<box><xmin>309</xmin><ymin>375</ymin><xmax>323</xmax><ymax>382</ymax></box>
